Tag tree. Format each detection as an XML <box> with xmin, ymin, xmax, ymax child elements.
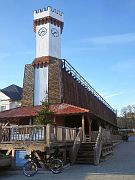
<box><xmin>35</xmin><ymin>101</ymin><xmax>54</xmax><ymax>125</ymax></box>
<box><xmin>117</xmin><ymin>104</ymin><xmax>135</xmax><ymax>129</ymax></box>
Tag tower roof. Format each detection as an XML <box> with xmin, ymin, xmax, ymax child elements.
<box><xmin>33</xmin><ymin>6</ymin><xmax>64</xmax><ymax>33</ymax></box>
<box><xmin>34</xmin><ymin>6</ymin><xmax>64</xmax><ymax>22</ymax></box>
<box><xmin>1</xmin><ymin>84</ymin><xmax>23</xmax><ymax>101</ymax></box>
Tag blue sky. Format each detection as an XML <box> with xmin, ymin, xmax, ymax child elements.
<box><xmin>0</xmin><ymin>0</ymin><xmax>135</xmax><ymax>114</ymax></box>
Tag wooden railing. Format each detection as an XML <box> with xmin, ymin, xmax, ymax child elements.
<box><xmin>94</xmin><ymin>127</ymin><xmax>115</xmax><ymax>165</ymax></box>
<box><xmin>70</xmin><ymin>127</ymin><xmax>82</xmax><ymax>164</ymax></box>
<box><xmin>47</xmin><ymin>124</ymin><xmax>77</xmax><ymax>145</ymax></box>
<box><xmin>1</xmin><ymin>125</ymin><xmax>46</xmax><ymax>142</ymax></box>
<box><xmin>0</xmin><ymin>125</ymin><xmax>77</xmax><ymax>146</ymax></box>
<box><xmin>91</xmin><ymin>131</ymin><xmax>99</xmax><ymax>142</ymax></box>
<box><xmin>102</xmin><ymin>128</ymin><xmax>112</xmax><ymax>144</ymax></box>
<box><xmin>94</xmin><ymin>126</ymin><xmax>103</xmax><ymax>165</ymax></box>
<box><xmin>111</xmin><ymin>134</ymin><xmax>122</xmax><ymax>142</ymax></box>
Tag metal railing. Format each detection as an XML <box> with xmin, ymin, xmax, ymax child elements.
<box><xmin>61</xmin><ymin>59</ymin><xmax>116</xmax><ymax>114</ymax></box>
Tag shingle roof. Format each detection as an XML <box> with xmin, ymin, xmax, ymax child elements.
<box><xmin>50</xmin><ymin>103</ymin><xmax>90</xmax><ymax>115</ymax></box>
<box><xmin>1</xmin><ymin>84</ymin><xmax>23</xmax><ymax>101</ymax></box>
<box><xmin>0</xmin><ymin>103</ymin><xmax>90</xmax><ymax>120</ymax></box>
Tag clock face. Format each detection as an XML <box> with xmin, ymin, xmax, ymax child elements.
<box><xmin>51</xmin><ymin>28</ymin><xmax>59</xmax><ymax>37</ymax></box>
<box><xmin>38</xmin><ymin>27</ymin><xmax>47</xmax><ymax>37</ymax></box>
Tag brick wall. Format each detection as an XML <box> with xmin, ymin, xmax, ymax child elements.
<box><xmin>48</xmin><ymin>59</ymin><xmax>62</xmax><ymax>104</ymax></box>
<box><xmin>21</xmin><ymin>64</ymin><xmax>34</xmax><ymax>106</ymax></box>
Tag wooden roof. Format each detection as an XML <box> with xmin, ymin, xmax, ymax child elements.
<box><xmin>0</xmin><ymin>103</ymin><xmax>89</xmax><ymax>120</ymax></box>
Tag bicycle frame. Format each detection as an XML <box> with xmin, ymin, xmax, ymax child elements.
<box><xmin>24</xmin><ymin>149</ymin><xmax>63</xmax><ymax>170</ymax></box>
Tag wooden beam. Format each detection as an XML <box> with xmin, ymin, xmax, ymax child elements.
<box><xmin>11</xmin><ymin>149</ymin><xmax>16</xmax><ymax>169</ymax></box>
<box><xmin>82</xmin><ymin>114</ymin><xmax>85</xmax><ymax>142</ymax></box>
<box><xmin>87</xmin><ymin>115</ymin><xmax>92</xmax><ymax>142</ymax></box>
<box><xmin>46</xmin><ymin>124</ymin><xmax>51</xmax><ymax>146</ymax></box>
<box><xmin>53</xmin><ymin>116</ymin><xmax>56</xmax><ymax>124</ymax></box>
<box><xmin>0</xmin><ymin>125</ymin><xmax>2</xmax><ymax>142</ymax></box>
<box><xmin>6</xmin><ymin>149</ymin><xmax>12</xmax><ymax>155</ymax></box>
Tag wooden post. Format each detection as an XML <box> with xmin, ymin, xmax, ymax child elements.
<box><xmin>53</xmin><ymin>125</ymin><xmax>57</xmax><ymax>142</ymax></box>
<box><xmin>63</xmin><ymin>149</ymin><xmax>66</xmax><ymax>164</ymax></box>
<box><xmin>53</xmin><ymin>116</ymin><xmax>56</xmax><ymax>124</ymax></box>
<box><xmin>11</xmin><ymin>149</ymin><xmax>16</xmax><ymax>169</ymax></box>
<box><xmin>0</xmin><ymin>125</ymin><xmax>2</xmax><ymax>142</ymax></box>
<box><xmin>46</xmin><ymin>124</ymin><xmax>51</xmax><ymax>146</ymax></box>
<box><xmin>87</xmin><ymin>115</ymin><xmax>92</xmax><ymax>142</ymax></box>
<box><xmin>29</xmin><ymin>118</ymin><xmax>32</xmax><ymax>125</ymax></box>
<box><xmin>44</xmin><ymin>126</ymin><xmax>46</xmax><ymax>143</ymax></box>
<box><xmin>62</xmin><ymin>128</ymin><xmax>66</xmax><ymax>143</ymax></box>
<box><xmin>82</xmin><ymin>114</ymin><xmax>85</xmax><ymax>142</ymax></box>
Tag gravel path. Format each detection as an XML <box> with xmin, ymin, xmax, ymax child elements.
<box><xmin>0</xmin><ymin>137</ymin><xmax>135</xmax><ymax>180</ymax></box>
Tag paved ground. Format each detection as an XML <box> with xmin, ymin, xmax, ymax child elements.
<box><xmin>0</xmin><ymin>137</ymin><xmax>135</xmax><ymax>180</ymax></box>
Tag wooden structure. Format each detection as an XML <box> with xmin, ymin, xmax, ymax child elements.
<box><xmin>0</xmin><ymin>101</ymin><xmax>121</xmax><ymax>169</ymax></box>
<box><xmin>0</xmin><ymin>123</ymin><xmax>122</xmax><ymax>168</ymax></box>
<box><xmin>22</xmin><ymin>59</ymin><xmax>117</xmax><ymax>129</ymax></box>
<box><xmin>0</xmin><ymin>124</ymin><xmax>77</xmax><ymax>151</ymax></box>
<box><xmin>0</xmin><ymin>124</ymin><xmax>79</xmax><ymax>168</ymax></box>
<box><xmin>61</xmin><ymin>59</ymin><xmax>116</xmax><ymax>125</ymax></box>
<box><xmin>0</xmin><ymin>6</ymin><xmax>120</xmax><ymax>169</ymax></box>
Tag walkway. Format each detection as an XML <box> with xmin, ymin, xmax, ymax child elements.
<box><xmin>0</xmin><ymin>137</ymin><xmax>135</xmax><ymax>180</ymax></box>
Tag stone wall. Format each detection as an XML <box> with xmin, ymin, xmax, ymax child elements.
<box><xmin>48</xmin><ymin>59</ymin><xmax>62</xmax><ymax>104</ymax></box>
<box><xmin>21</xmin><ymin>64</ymin><xmax>34</xmax><ymax>106</ymax></box>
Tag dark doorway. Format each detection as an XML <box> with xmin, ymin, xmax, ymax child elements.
<box><xmin>91</xmin><ymin>120</ymin><xmax>99</xmax><ymax>131</ymax></box>
<box><xmin>65</xmin><ymin>115</ymin><xmax>82</xmax><ymax>128</ymax></box>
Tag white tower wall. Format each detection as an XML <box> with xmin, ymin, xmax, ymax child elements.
<box><xmin>34</xmin><ymin>66</ymin><xmax>48</xmax><ymax>105</ymax></box>
<box><xmin>36</xmin><ymin>23</ymin><xmax>61</xmax><ymax>58</ymax></box>
<box><xmin>33</xmin><ymin>6</ymin><xmax>64</xmax><ymax>106</ymax></box>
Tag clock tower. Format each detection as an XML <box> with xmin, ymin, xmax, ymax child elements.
<box><xmin>33</xmin><ymin>6</ymin><xmax>64</xmax><ymax>105</ymax></box>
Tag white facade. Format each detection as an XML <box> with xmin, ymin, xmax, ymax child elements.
<box><xmin>33</xmin><ymin>6</ymin><xmax>64</xmax><ymax>105</ymax></box>
<box><xmin>36</xmin><ymin>23</ymin><xmax>61</xmax><ymax>58</ymax></box>
<box><xmin>0</xmin><ymin>91</ymin><xmax>21</xmax><ymax>112</ymax></box>
<box><xmin>34</xmin><ymin>66</ymin><xmax>48</xmax><ymax>105</ymax></box>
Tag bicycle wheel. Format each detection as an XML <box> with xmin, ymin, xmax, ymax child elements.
<box><xmin>23</xmin><ymin>161</ymin><xmax>38</xmax><ymax>177</ymax></box>
<box><xmin>49</xmin><ymin>158</ymin><xmax>63</xmax><ymax>174</ymax></box>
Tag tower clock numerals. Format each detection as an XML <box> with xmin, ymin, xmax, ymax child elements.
<box><xmin>51</xmin><ymin>28</ymin><xmax>59</xmax><ymax>37</ymax></box>
<box><xmin>38</xmin><ymin>27</ymin><xmax>47</xmax><ymax>37</ymax></box>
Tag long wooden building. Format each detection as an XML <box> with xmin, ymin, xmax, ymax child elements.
<box><xmin>0</xmin><ymin>6</ymin><xmax>120</xmax><ymax>168</ymax></box>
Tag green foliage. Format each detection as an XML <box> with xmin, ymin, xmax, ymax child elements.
<box><xmin>117</xmin><ymin>104</ymin><xmax>135</xmax><ymax>128</ymax></box>
<box><xmin>35</xmin><ymin>101</ymin><xmax>54</xmax><ymax>125</ymax></box>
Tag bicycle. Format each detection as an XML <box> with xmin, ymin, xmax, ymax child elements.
<box><xmin>23</xmin><ymin>148</ymin><xmax>64</xmax><ymax>177</ymax></box>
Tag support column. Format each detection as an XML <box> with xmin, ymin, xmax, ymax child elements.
<box><xmin>0</xmin><ymin>125</ymin><xmax>2</xmax><ymax>142</ymax></box>
<box><xmin>29</xmin><ymin>118</ymin><xmax>32</xmax><ymax>125</ymax></box>
<box><xmin>53</xmin><ymin>116</ymin><xmax>56</xmax><ymax>124</ymax></box>
<box><xmin>46</xmin><ymin>124</ymin><xmax>51</xmax><ymax>146</ymax></box>
<box><xmin>11</xmin><ymin>149</ymin><xmax>16</xmax><ymax>169</ymax></box>
<box><xmin>82</xmin><ymin>114</ymin><xmax>85</xmax><ymax>142</ymax></box>
<box><xmin>87</xmin><ymin>115</ymin><xmax>92</xmax><ymax>142</ymax></box>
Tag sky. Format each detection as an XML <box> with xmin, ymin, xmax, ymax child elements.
<box><xmin>0</xmin><ymin>0</ymin><xmax>135</xmax><ymax>114</ymax></box>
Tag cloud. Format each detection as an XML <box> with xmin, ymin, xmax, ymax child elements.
<box><xmin>82</xmin><ymin>33</ymin><xmax>135</xmax><ymax>45</ymax></box>
<box><xmin>103</xmin><ymin>92</ymin><xmax>123</xmax><ymax>99</ymax></box>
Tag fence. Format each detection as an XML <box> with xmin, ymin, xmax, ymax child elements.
<box><xmin>0</xmin><ymin>124</ymin><xmax>77</xmax><ymax>146</ymax></box>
